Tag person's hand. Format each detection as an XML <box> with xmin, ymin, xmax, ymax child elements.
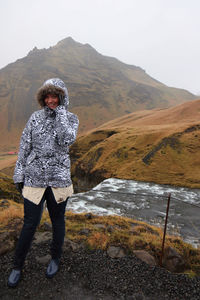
<box><xmin>55</xmin><ymin>105</ymin><xmax>66</xmax><ymax>114</ymax></box>
<box><xmin>15</xmin><ymin>182</ymin><xmax>24</xmax><ymax>194</ymax></box>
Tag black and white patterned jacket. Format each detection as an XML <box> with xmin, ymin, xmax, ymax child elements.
<box><xmin>13</xmin><ymin>78</ymin><xmax>79</xmax><ymax>188</ymax></box>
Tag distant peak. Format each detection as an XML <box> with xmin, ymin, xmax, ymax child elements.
<box><xmin>28</xmin><ymin>46</ymin><xmax>39</xmax><ymax>54</ymax></box>
<box><xmin>55</xmin><ymin>37</ymin><xmax>96</xmax><ymax>52</ymax></box>
<box><xmin>56</xmin><ymin>37</ymin><xmax>77</xmax><ymax>47</ymax></box>
<box><xmin>26</xmin><ymin>46</ymin><xmax>47</xmax><ymax>58</ymax></box>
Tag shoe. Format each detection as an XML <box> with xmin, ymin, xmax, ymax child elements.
<box><xmin>46</xmin><ymin>259</ymin><xmax>59</xmax><ymax>278</ymax></box>
<box><xmin>7</xmin><ymin>269</ymin><xmax>21</xmax><ymax>287</ymax></box>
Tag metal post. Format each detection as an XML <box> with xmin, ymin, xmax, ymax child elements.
<box><xmin>160</xmin><ymin>193</ymin><xmax>171</xmax><ymax>266</ymax></box>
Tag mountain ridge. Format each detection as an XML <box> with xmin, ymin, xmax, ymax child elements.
<box><xmin>0</xmin><ymin>37</ymin><xmax>196</xmax><ymax>151</ymax></box>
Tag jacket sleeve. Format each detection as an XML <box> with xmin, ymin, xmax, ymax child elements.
<box><xmin>13</xmin><ymin>116</ymin><xmax>33</xmax><ymax>183</ymax></box>
<box><xmin>54</xmin><ymin>106</ymin><xmax>79</xmax><ymax>146</ymax></box>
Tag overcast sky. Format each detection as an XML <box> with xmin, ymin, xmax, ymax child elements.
<box><xmin>1</xmin><ymin>0</ymin><xmax>200</xmax><ymax>94</ymax></box>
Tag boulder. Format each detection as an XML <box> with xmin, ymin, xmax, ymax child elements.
<box><xmin>107</xmin><ymin>246</ymin><xmax>125</xmax><ymax>258</ymax></box>
<box><xmin>33</xmin><ymin>232</ymin><xmax>52</xmax><ymax>245</ymax></box>
<box><xmin>39</xmin><ymin>222</ymin><xmax>52</xmax><ymax>231</ymax></box>
<box><xmin>36</xmin><ymin>254</ymin><xmax>51</xmax><ymax>264</ymax></box>
<box><xmin>85</xmin><ymin>213</ymin><xmax>93</xmax><ymax>219</ymax></box>
<box><xmin>0</xmin><ymin>232</ymin><xmax>15</xmax><ymax>255</ymax></box>
<box><xmin>63</xmin><ymin>239</ymin><xmax>83</xmax><ymax>252</ymax></box>
<box><xmin>107</xmin><ymin>225</ymin><xmax>114</xmax><ymax>233</ymax></box>
<box><xmin>133</xmin><ymin>250</ymin><xmax>156</xmax><ymax>266</ymax></box>
<box><xmin>7</xmin><ymin>217</ymin><xmax>23</xmax><ymax>233</ymax></box>
<box><xmin>94</xmin><ymin>224</ymin><xmax>105</xmax><ymax>230</ymax></box>
<box><xmin>162</xmin><ymin>246</ymin><xmax>186</xmax><ymax>273</ymax></box>
<box><xmin>0</xmin><ymin>199</ymin><xmax>9</xmax><ymax>208</ymax></box>
<box><xmin>79</xmin><ymin>228</ymin><xmax>90</xmax><ymax>236</ymax></box>
<box><xmin>0</xmin><ymin>218</ymin><xmax>23</xmax><ymax>255</ymax></box>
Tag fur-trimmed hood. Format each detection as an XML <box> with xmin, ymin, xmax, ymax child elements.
<box><xmin>37</xmin><ymin>78</ymin><xmax>69</xmax><ymax>110</ymax></box>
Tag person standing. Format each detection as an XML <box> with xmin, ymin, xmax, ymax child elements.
<box><xmin>8</xmin><ymin>78</ymin><xmax>79</xmax><ymax>287</ymax></box>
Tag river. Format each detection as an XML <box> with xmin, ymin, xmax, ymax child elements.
<box><xmin>68</xmin><ymin>178</ymin><xmax>200</xmax><ymax>248</ymax></box>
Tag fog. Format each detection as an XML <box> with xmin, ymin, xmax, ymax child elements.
<box><xmin>1</xmin><ymin>0</ymin><xmax>200</xmax><ymax>94</ymax></box>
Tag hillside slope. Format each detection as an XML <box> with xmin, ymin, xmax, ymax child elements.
<box><xmin>0</xmin><ymin>37</ymin><xmax>195</xmax><ymax>151</ymax></box>
<box><xmin>70</xmin><ymin>99</ymin><xmax>200</xmax><ymax>191</ymax></box>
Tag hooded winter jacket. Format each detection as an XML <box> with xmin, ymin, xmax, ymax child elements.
<box><xmin>13</xmin><ymin>78</ymin><xmax>79</xmax><ymax>188</ymax></box>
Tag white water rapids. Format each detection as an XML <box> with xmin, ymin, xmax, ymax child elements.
<box><xmin>67</xmin><ymin>178</ymin><xmax>200</xmax><ymax>247</ymax></box>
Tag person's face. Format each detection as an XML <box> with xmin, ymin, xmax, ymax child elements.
<box><xmin>44</xmin><ymin>94</ymin><xmax>59</xmax><ymax>110</ymax></box>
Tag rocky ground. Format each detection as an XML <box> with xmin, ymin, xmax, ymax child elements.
<box><xmin>0</xmin><ymin>233</ymin><xmax>200</xmax><ymax>300</ymax></box>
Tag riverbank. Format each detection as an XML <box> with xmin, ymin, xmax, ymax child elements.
<box><xmin>1</xmin><ymin>237</ymin><xmax>200</xmax><ymax>300</ymax></box>
<box><xmin>1</xmin><ymin>168</ymin><xmax>200</xmax><ymax>247</ymax></box>
<box><xmin>1</xmin><ymin>199</ymin><xmax>200</xmax><ymax>275</ymax></box>
<box><xmin>69</xmin><ymin>178</ymin><xmax>200</xmax><ymax>248</ymax></box>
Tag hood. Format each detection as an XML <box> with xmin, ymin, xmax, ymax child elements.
<box><xmin>37</xmin><ymin>78</ymin><xmax>69</xmax><ymax>110</ymax></box>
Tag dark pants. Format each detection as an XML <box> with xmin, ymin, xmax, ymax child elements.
<box><xmin>13</xmin><ymin>187</ymin><xmax>67</xmax><ymax>269</ymax></box>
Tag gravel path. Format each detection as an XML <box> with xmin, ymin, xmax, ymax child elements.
<box><xmin>0</xmin><ymin>239</ymin><xmax>200</xmax><ymax>300</ymax></box>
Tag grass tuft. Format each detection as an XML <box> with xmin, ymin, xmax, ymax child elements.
<box><xmin>87</xmin><ymin>232</ymin><xmax>109</xmax><ymax>250</ymax></box>
<box><xmin>0</xmin><ymin>202</ymin><xmax>23</xmax><ymax>226</ymax></box>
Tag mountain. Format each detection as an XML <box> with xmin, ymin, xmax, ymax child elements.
<box><xmin>70</xmin><ymin>99</ymin><xmax>200</xmax><ymax>191</ymax></box>
<box><xmin>0</xmin><ymin>37</ymin><xmax>196</xmax><ymax>151</ymax></box>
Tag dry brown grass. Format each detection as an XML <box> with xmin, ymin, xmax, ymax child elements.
<box><xmin>0</xmin><ymin>155</ymin><xmax>17</xmax><ymax>171</ymax></box>
<box><xmin>62</xmin><ymin>212</ymin><xmax>200</xmax><ymax>275</ymax></box>
<box><xmin>0</xmin><ymin>201</ymin><xmax>200</xmax><ymax>276</ymax></box>
<box><xmin>0</xmin><ymin>202</ymin><xmax>23</xmax><ymax>226</ymax></box>
<box><xmin>71</xmin><ymin>99</ymin><xmax>200</xmax><ymax>189</ymax></box>
<box><xmin>87</xmin><ymin>232</ymin><xmax>109</xmax><ymax>250</ymax></box>
<box><xmin>98</xmin><ymin>99</ymin><xmax>200</xmax><ymax>131</ymax></box>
